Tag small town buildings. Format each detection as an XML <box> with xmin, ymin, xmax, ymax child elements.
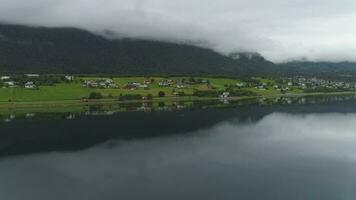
<box><xmin>83</xmin><ymin>79</ymin><xmax>118</xmax><ymax>88</ymax></box>
<box><xmin>104</xmin><ymin>79</ymin><xmax>114</xmax><ymax>84</ymax></box>
<box><xmin>125</xmin><ymin>82</ymin><xmax>142</xmax><ymax>90</ymax></box>
<box><xmin>144</xmin><ymin>80</ymin><xmax>152</xmax><ymax>84</ymax></box>
<box><xmin>159</xmin><ymin>80</ymin><xmax>175</xmax><ymax>87</ymax></box>
<box><xmin>83</xmin><ymin>80</ymin><xmax>98</xmax><ymax>88</ymax></box>
<box><xmin>99</xmin><ymin>82</ymin><xmax>107</xmax><ymax>88</ymax></box>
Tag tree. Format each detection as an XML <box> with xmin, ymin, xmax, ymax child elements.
<box><xmin>158</xmin><ymin>91</ymin><xmax>165</xmax><ymax>98</ymax></box>
<box><xmin>89</xmin><ymin>92</ymin><xmax>103</xmax><ymax>99</ymax></box>
<box><xmin>118</xmin><ymin>94</ymin><xmax>143</xmax><ymax>101</ymax></box>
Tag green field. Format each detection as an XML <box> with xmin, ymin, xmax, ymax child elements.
<box><xmin>0</xmin><ymin>76</ymin><xmax>290</xmax><ymax>103</ymax></box>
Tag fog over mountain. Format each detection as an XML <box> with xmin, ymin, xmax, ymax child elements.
<box><xmin>1</xmin><ymin>0</ymin><xmax>356</xmax><ymax>62</ymax></box>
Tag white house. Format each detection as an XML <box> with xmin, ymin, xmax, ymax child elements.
<box><xmin>1</xmin><ymin>76</ymin><xmax>10</xmax><ymax>80</ymax></box>
<box><xmin>25</xmin><ymin>82</ymin><xmax>36</xmax><ymax>89</ymax></box>
<box><xmin>220</xmin><ymin>92</ymin><xmax>230</xmax><ymax>99</ymax></box>
<box><xmin>65</xmin><ymin>76</ymin><xmax>74</xmax><ymax>81</ymax></box>
<box><xmin>236</xmin><ymin>82</ymin><xmax>246</xmax><ymax>87</ymax></box>
<box><xmin>4</xmin><ymin>81</ymin><xmax>15</xmax><ymax>87</ymax></box>
<box><xmin>176</xmin><ymin>84</ymin><xmax>186</xmax><ymax>89</ymax></box>
<box><xmin>25</xmin><ymin>74</ymin><xmax>40</xmax><ymax>78</ymax></box>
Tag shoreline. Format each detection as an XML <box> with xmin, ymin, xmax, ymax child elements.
<box><xmin>1</xmin><ymin>91</ymin><xmax>356</xmax><ymax>109</ymax></box>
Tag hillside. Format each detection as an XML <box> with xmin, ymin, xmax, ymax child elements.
<box><xmin>278</xmin><ymin>61</ymin><xmax>356</xmax><ymax>80</ymax></box>
<box><xmin>0</xmin><ymin>24</ymin><xmax>275</xmax><ymax>76</ymax></box>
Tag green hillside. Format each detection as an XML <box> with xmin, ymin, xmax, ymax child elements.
<box><xmin>0</xmin><ymin>24</ymin><xmax>275</xmax><ymax>76</ymax></box>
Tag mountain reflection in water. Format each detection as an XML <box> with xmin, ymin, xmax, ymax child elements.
<box><xmin>1</xmin><ymin>111</ymin><xmax>356</xmax><ymax>200</ymax></box>
<box><xmin>1</xmin><ymin>96</ymin><xmax>356</xmax><ymax>200</ymax></box>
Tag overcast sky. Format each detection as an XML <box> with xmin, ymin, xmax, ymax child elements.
<box><xmin>1</xmin><ymin>0</ymin><xmax>356</xmax><ymax>62</ymax></box>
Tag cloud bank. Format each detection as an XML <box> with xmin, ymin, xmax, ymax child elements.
<box><xmin>1</xmin><ymin>0</ymin><xmax>356</xmax><ymax>62</ymax></box>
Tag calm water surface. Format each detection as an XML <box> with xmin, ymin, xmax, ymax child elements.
<box><xmin>1</xmin><ymin>99</ymin><xmax>356</xmax><ymax>200</ymax></box>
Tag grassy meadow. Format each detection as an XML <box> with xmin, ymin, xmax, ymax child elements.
<box><xmin>0</xmin><ymin>76</ymin><xmax>286</xmax><ymax>103</ymax></box>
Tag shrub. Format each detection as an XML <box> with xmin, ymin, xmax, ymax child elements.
<box><xmin>227</xmin><ymin>89</ymin><xmax>258</xmax><ymax>97</ymax></box>
<box><xmin>118</xmin><ymin>94</ymin><xmax>143</xmax><ymax>101</ymax></box>
<box><xmin>158</xmin><ymin>91</ymin><xmax>165</xmax><ymax>97</ymax></box>
<box><xmin>193</xmin><ymin>90</ymin><xmax>219</xmax><ymax>97</ymax></box>
<box><xmin>177</xmin><ymin>91</ymin><xmax>185</xmax><ymax>96</ymax></box>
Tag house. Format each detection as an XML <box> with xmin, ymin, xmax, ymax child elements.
<box><xmin>202</xmin><ymin>79</ymin><xmax>208</xmax><ymax>84</ymax></box>
<box><xmin>1</xmin><ymin>76</ymin><xmax>10</xmax><ymax>80</ymax></box>
<box><xmin>4</xmin><ymin>81</ymin><xmax>15</xmax><ymax>87</ymax></box>
<box><xmin>25</xmin><ymin>82</ymin><xmax>36</xmax><ymax>89</ymax></box>
<box><xmin>125</xmin><ymin>82</ymin><xmax>141</xmax><ymax>90</ymax></box>
<box><xmin>219</xmin><ymin>92</ymin><xmax>230</xmax><ymax>99</ymax></box>
<box><xmin>25</xmin><ymin>74</ymin><xmax>40</xmax><ymax>78</ymax></box>
<box><xmin>176</xmin><ymin>84</ymin><xmax>186</xmax><ymax>89</ymax></box>
<box><xmin>64</xmin><ymin>76</ymin><xmax>74</xmax><ymax>81</ymax></box>
<box><xmin>139</xmin><ymin>84</ymin><xmax>149</xmax><ymax>89</ymax></box>
<box><xmin>236</xmin><ymin>82</ymin><xmax>246</xmax><ymax>87</ymax></box>
<box><xmin>26</xmin><ymin>113</ymin><xmax>35</xmax><ymax>118</ymax></box>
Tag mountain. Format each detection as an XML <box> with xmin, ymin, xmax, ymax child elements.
<box><xmin>0</xmin><ymin>24</ymin><xmax>275</xmax><ymax>76</ymax></box>
<box><xmin>2</xmin><ymin>24</ymin><xmax>356</xmax><ymax>79</ymax></box>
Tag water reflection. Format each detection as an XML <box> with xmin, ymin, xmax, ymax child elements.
<box><xmin>1</xmin><ymin>112</ymin><xmax>356</xmax><ymax>199</ymax></box>
<box><xmin>1</xmin><ymin>94</ymin><xmax>356</xmax><ymax>122</ymax></box>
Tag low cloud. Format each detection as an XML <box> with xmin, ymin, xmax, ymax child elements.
<box><xmin>1</xmin><ymin>0</ymin><xmax>356</xmax><ymax>62</ymax></box>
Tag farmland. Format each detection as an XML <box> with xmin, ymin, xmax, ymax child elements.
<box><xmin>1</xmin><ymin>75</ymin><xmax>356</xmax><ymax>105</ymax></box>
<box><xmin>0</xmin><ymin>76</ymin><xmax>276</xmax><ymax>102</ymax></box>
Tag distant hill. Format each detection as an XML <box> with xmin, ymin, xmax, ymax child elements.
<box><xmin>0</xmin><ymin>24</ymin><xmax>275</xmax><ymax>76</ymax></box>
<box><xmin>277</xmin><ymin>61</ymin><xmax>356</xmax><ymax>80</ymax></box>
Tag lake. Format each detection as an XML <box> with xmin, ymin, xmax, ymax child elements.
<box><xmin>1</xmin><ymin>96</ymin><xmax>356</xmax><ymax>200</ymax></box>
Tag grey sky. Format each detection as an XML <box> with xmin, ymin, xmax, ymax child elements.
<box><xmin>1</xmin><ymin>0</ymin><xmax>356</xmax><ymax>62</ymax></box>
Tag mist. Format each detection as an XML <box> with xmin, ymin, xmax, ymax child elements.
<box><xmin>1</xmin><ymin>0</ymin><xmax>356</xmax><ymax>62</ymax></box>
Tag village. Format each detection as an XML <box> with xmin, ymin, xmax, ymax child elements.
<box><xmin>1</xmin><ymin>74</ymin><xmax>356</xmax><ymax>101</ymax></box>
